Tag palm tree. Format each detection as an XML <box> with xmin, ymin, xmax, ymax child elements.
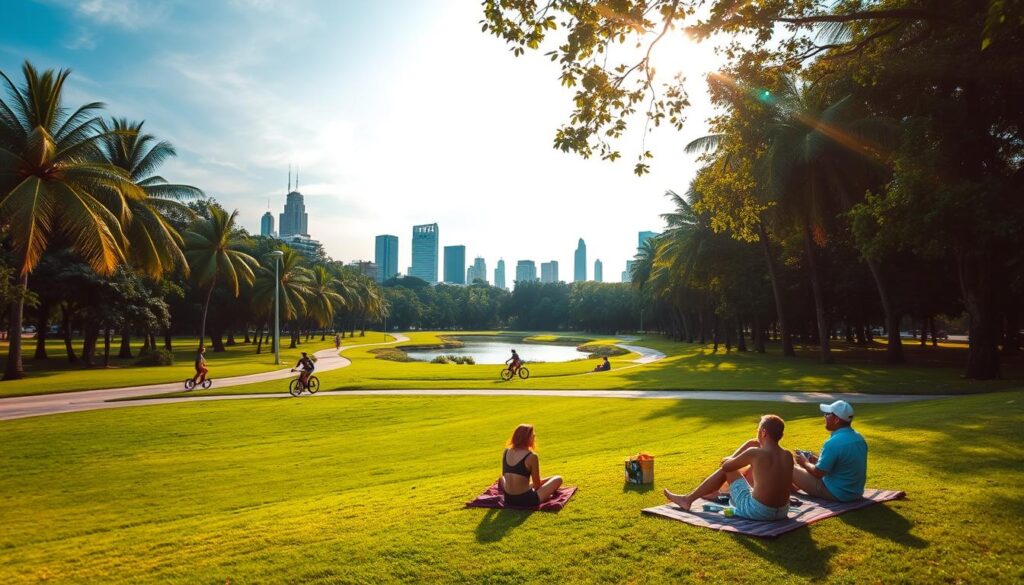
<box><xmin>183</xmin><ymin>206</ymin><xmax>257</xmax><ymax>349</ymax></box>
<box><xmin>97</xmin><ymin>118</ymin><xmax>202</xmax><ymax>278</ymax></box>
<box><xmin>0</xmin><ymin>61</ymin><xmax>141</xmax><ymax>379</ymax></box>
<box><xmin>251</xmin><ymin>247</ymin><xmax>311</xmax><ymax>348</ymax></box>
<box><xmin>306</xmin><ymin>265</ymin><xmax>346</xmax><ymax>338</ymax></box>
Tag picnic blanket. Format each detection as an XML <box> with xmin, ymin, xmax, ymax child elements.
<box><xmin>466</xmin><ymin>481</ymin><xmax>578</xmax><ymax>512</ymax></box>
<box><xmin>642</xmin><ymin>488</ymin><xmax>905</xmax><ymax>538</ymax></box>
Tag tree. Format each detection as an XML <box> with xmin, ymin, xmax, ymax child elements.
<box><xmin>306</xmin><ymin>264</ymin><xmax>346</xmax><ymax>336</ymax></box>
<box><xmin>182</xmin><ymin>206</ymin><xmax>257</xmax><ymax>350</ymax></box>
<box><xmin>0</xmin><ymin>61</ymin><xmax>141</xmax><ymax>379</ymax></box>
<box><xmin>251</xmin><ymin>247</ymin><xmax>310</xmax><ymax>348</ymax></box>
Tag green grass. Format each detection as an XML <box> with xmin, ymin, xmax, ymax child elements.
<box><xmin>179</xmin><ymin>331</ymin><xmax>1023</xmax><ymax>397</ymax></box>
<box><xmin>1</xmin><ymin>392</ymin><xmax>1020</xmax><ymax>583</ymax></box>
<box><xmin>0</xmin><ymin>336</ymin><xmax>336</xmax><ymax>398</ymax></box>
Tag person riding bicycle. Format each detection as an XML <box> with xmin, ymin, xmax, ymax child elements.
<box><xmin>293</xmin><ymin>352</ymin><xmax>315</xmax><ymax>388</ymax></box>
<box><xmin>192</xmin><ymin>346</ymin><xmax>208</xmax><ymax>385</ymax></box>
<box><xmin>506</xmin><ymin>349</ymin><xmax>523</xmax><ymax>375</ymax></box>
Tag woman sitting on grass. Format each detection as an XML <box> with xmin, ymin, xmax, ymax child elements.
<box><xmin>499</xmin><ymin>424</ymin><xmax>563</xmax><ymax>507</ymax></box>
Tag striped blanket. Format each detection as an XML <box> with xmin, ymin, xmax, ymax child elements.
<box><xmin>642</xmin><ymin>489</ymin><xmax>905</xmax><ymax>538</ymax></box>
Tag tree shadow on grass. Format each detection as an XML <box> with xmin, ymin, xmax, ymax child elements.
<box><xmin>622</xmin><ymin>482</ymin><xmax>655</xmax><ymax>494</ymax></box>
<box><xmin>837</xmin><ymin>503</ymin><xmax>928</xmax><ymax>549</ymax></box>
<box><xmin>474</xmin><ymin>509</ymin><xmax>531</xmax><ymax>543</ymax></box>
<box><xmin>732</xmin><ymin>526</ymin><xmax>838</xmax><ymax>579</ymax></box>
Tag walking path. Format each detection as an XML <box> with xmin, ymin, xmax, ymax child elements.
<box><xmin>0</xmin><ymin>334</ymin><xmax>409</xmax><ymax>421</ymax></box>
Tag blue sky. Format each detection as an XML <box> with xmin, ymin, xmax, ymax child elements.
<box><xmin>1</xmin><ymin>0</ymin><xmax>721</xmax><ymax>281</ymax></box>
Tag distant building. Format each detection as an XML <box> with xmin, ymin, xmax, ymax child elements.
<box><xmin>347</xmin><ymin>260</ymin><xmax>377</xmax><ymax>279</ymax></box>
<box><xmin>621</xmin><ymin>260</ymin><xmax>635</xmax><ymax>283</ymax></box>
<box><xmin>495</xmin><ymin>259</ymin><xmax>507</xmax><ymax>290</ymax></box>
<box><xmin>374</xmin><ymin>235</ymin><xmax>399</xmax><ymax>283</ymax></box>
<box><xmin>541</xmin><ymin>261</ymin><xmax>559</xmax><ymax>284</ymax></box>
<box><xmin>260</xmin><ymin>211</ymin><xmax>275</xmax><ymax>237</ymax></box>
<box><xmin>409</xmin><ymin>223</ymin><xmax>439</xmax><ymax>283</ymax></box>
<box><xmin>638</xmin><ymin>230</ymin><xmax>659</xmax><ymax>251</ymax></box>
<box><xmin>515</xmin><ymin>260</ymin><xmax>537</xmax><ymax>286</ymax></box>
<box><xmin>443</xmin><ymin>245</ymin><xmax>466</xmax><ymax>284</ymax></box>
<box><xmin>467</xmin><ymin>256</ymin><xmax>487</xmax><ymax>284</ymax></box>
<box><xmin>282</xmin><ymin>234</ymin><xmax>323</xmax><ymax>259</ymax></box>
<box><xmin>574</xmin><ymin>239</ymin><xmax>587</xmax><ymax>282</ymax></box>
<box><xmin>279</xmin><ymin>191</ymin><xmax>309</xmax><ymax>237</ymax></box>
<box><xmin>594</xmin><ymin>259</ymin><xmax>603</xmax><ymax>282</ymax></box>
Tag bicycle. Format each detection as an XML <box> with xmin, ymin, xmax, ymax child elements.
<box><xmin>289</xmin><ymin>370</ymin><xmax>320</xmax><ymax>396</ymax></box>
<box><xmin>500</xmin><ymin>366</ymin><xmax>530</xmax><ymax>381</ymax></box>
<box><xmin>184</xmin><ymin>377</ymin><xmax>212</xmax><ymax>391</ymax></box>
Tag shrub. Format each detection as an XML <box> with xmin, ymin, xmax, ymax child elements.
<box><xmin>578</xmin><ymin>343</ymin><xmax>629</xmax><ymax>358</ymax></box>
<box><xmin>431</xmin><ymin>355</ymin><xmax>452</xmax><ymax>364</ymax></box>
<box><xmin>135</xmin><ymin>348</ymin><xmax>174</xmax><ymax>367</ymax></box>
<box><xmin>370</xmin><ymin>348</ymin><xmax>415</xmax><ymax>362</ymax></box>
<box><xmin>431</xmin><ymin>354</ymin><xmax>476</xmax><ymax>365</ymax></box>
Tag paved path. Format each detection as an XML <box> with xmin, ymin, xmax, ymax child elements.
<box><xmin>0</xmin><ymin>334</ymin><xmax>409</xmax><ymax>421</ymax></box>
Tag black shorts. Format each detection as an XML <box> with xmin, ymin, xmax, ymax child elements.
<box><xmin>504</xmin><ymin>489</ymin><xmax>540</xmax><ymax>508</ymax></box>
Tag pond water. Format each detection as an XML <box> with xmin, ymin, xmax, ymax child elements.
<box><xmin>402</xmin><ymin>336</ymin><xmax>589</xmax><ymax>364</ymax></box>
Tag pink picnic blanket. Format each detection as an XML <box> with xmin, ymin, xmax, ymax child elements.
<box><xmin>643</xmin><ymin>488</ymin><xmax>905</xmax><ymax>538</ymax></box>
<box><xmin>466</xmin><ymin>481</ymin><xmax>578</xmax><ymax>512</ymax></box>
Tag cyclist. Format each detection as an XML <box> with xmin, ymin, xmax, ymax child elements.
<box><xmin>192</xmin><ymin>346</ymin><xmax>208</xmax><ymax>386</ymax></box>
<box><xmin>293</xmin><ymin>352</ymin><xmax>316</xmax><ymax>389</ymax></box>
<box><xmin>505</xmin><ymin>349</ymin><xmax>523</xmax><ymax>376</ymax></box>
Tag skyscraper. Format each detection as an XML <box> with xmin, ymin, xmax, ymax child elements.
<box><xmin>495</xmin><ymin>259</ymin><xmax>506</xmax><ymax>290</ymax></box>
<box><xmin>467</xmin><ymin>257</ymin><xmax>487</xmax><ymax>284</ymax></box>
<box><xmin>279</xmin><ymin>191</ymin><xmax>309</xmax><ymax>237</ymax></box>
<box><xmin>443</xmin><ymin>245</ymin><xmax>466</xmax><ymax>284</ymax></box>
<box><xmin>260</xmin><ymin>211</ymin><xmax>275</xmax><ymax>237</ymax></box>
<box><xmin>621</xmin><ymin>259</ymin><xmax>635</xmax><ymax>283</ymax></box>
<box><xmin>374</xmin><ymin>234</ymin><xmax>399</xmax><ymax>283</ymax></box>
<box><xmin>594</xmin><ymin>259</ymin><xmax>603</xmax><ymax>282</ymax></box>
<box><xmin>515</xmin><ymin>260</ymin><xmax>537</xmax><ymax>286</ymax></box>
<box><xmin>638</xmin><ymin>230</ymin><xmax>659</xmax><ymax>251</ymax></box>
<box><xmin>541</xmin><ymin>261</ymin><xmax>559</xmax><ymax>283</ymax></box>
<box><xmin>409</xmin><ymin>223</ymin><xmax>439</xmax><ymax>283</ymax></box>
<box><xmin>574</xmin><ymin>238</ymin><xmax>587</xmax><ymax>282</ymax></box>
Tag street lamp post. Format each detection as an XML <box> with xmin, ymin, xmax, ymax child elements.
<box><xmin>271</xmin><ymin>250</ymin><xmax>284</xmax><ymax>365</ymax></box>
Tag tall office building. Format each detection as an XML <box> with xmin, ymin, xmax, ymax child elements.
<box><xmin>594</xmin><ymin>259</ymin><xmax>603</xmax><ymax>282</ymax></box>
<box><xmin>279</xmin><ymin>191</ymin><xmax>309</xmax><ymax>237</ymax></box>
<box><xmin>540</xmin><ymin>261</ymin><xmax>559</xmax><ymax>284</ymax></box>
<box><xmin>495</xmin><ymin>259</ymin><xmax>506</xmax><ymax>290</ymax></box>
<box><xmin>347</xmin><ymin>260</ymin><xmax>377</xmax><ymax>279</ymax></box>
<box><xmin>374</xmin><ymin>235</ymin><xmax>399</xmax><ymax>283</ymax></box>
<box><xmin>621</xmin><ymin>259</ymin><xmax>636</xmax><ymax>283</ymax></box>
<box><xmin>409</xmin><ymin>223</ymin><xmax>439</xmax><ymax>283</ymax></box>
<box><xmin>467</xmin><ymin>257</ymin><xmax>487</xmax><ymax>284</ymax></box>
<box><xmin>515</xmin><ymin>260</ymin><xmax>537</xmax><ymax>286</ymax></box>
<box><xmin>638</xmin><ymin>230</ymin><xmax>659</xmax><ymax>251</ymax></box>
<box><xmin>260</xmin><ymin>211</ymin><xmax>275</xmax><ymax>237</ymax></box>
<box><xmin>281</xmin><ymin>234</ymin><xmax>323</xmax><ymax>259</ymax></box>
<box><xmin>574</xmin><ymin>238</ymin><xmax>587</xmax><ymax>282</ymax></box>
<box><xmin>443</xmin><ymin>245</ymin><xmax>466</xmax><ymax>284</ymax></box>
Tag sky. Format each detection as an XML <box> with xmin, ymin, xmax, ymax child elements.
<box><xmin>0</xmin><ymin>0</ymin><xmax>723</xmax><ymax>283</ymax></box>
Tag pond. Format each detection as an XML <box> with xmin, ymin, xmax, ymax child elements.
<box><xmin>402</xmin><ymin>336</ymin><xmax>589</xmax><ymax>364</ymax></box>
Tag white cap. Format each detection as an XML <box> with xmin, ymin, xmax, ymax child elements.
<box><xmin>820</xmin><ymin>400</ymin><xmax>854</xmax><ymax>422</ymax></box>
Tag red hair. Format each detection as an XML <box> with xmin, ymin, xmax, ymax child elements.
<box><xmin>506</xmin><ymin>424</ymin><xmax>536</xmax><ymax>451</ymax></box>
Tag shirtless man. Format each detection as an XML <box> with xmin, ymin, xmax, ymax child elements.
<box><xmin>663</xmin><ymin>415</ymin><xmax>793</xmax><ymax>521</ymax></box>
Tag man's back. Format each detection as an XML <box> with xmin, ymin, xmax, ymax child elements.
<box><xmin>748</xmin><ymin>446</ymin><xmax>794</xmax><ymax>507</ymax></box>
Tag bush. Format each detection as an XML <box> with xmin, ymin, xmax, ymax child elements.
<box><xmin>370</xmin><ymin>348</ymin><xmax>414</xmax><ymax>362</ymax></box>
<box><xmin>431</xmin><ymin>354</ymin><xmax>476</xmax><ymax>365</ymax></box>
<box><xmin>578</xmin><ymin>343</ymin><xmax>630</xmax><ymax>358</ymax></box>
<box><xmin>135</xmin><ymin>348</ymin><xmax>174</xmax><ymax>367</ymax></box>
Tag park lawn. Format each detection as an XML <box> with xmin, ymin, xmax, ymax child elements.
<box><xmin>0</xmin><ymin>337</ymin><xmax>336</xmax><ymax>398</ymax></box>
<box><xmin>0</xmin><ymin>392</ymin><xmax>1021</xmax><ymax>584</ymax></box>
<box><xmin>182</xmin><ymin>332</ymin><xmax>1023</xmax><ymax>397</ymax></box>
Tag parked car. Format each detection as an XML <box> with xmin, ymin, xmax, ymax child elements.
<box><xmin>22</xmin><ymin>325</ymin><xmax>37</xmax><ymax>334</ymax></box>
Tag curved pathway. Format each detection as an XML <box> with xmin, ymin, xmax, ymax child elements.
<box><xmin>0</xmin><ymin>334</ymin><xmax>408</xmax><ymax>421</ymax></box>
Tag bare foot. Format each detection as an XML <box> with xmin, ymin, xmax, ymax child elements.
<box><xmin>663</xmin><ymin>489</ymin><xmax>693</xmax><ymax>511</ymax></box>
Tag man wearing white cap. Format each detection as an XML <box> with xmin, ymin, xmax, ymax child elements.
<box><xmin>792</xmin><ymin>400</ymin><xmax>868</xmax><ymax>502</ymax></box>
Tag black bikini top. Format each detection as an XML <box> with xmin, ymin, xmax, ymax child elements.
<box><xmin>502</xmin><ymin>448</ymin><xmax>532</xmax><ymax>477</ymax></box>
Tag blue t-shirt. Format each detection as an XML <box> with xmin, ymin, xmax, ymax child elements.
<box><xmin>817</xmin><ymin>426</ymin><xmax>868</xmax><ymax>502</ymax></box>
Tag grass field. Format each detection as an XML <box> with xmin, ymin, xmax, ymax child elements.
<box><xmin>0</xmin><ymin>336</ymin><xmax>336</xmax><ymax>398</ymax></box>
<box><xmin>1</xmin><ymin>391</ymin><xmax>1020</xmax><ymax>584</ymax></box>
<box><xmin>174</xmin><ymin>331</ymin><xmax>1024</xmax><ymax>398</ymax></box>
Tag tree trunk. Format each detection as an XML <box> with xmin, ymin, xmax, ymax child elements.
<box><xmin>737</xmin><ymin>319</ymin><xmax>748</xmax><ymax>352</ymax></box>
<box><xmin>118</xmin><ymin>328</ymin><xmax>133</xmax><ymax>359</ymax></box>
<box><xmin>103</xmin><ymin>328</ymin><xmax>112</xmax><ymax>367</ymax></box>
<box><xmin>3</xmin><ymin>273</ymin><xmax>28</xmax><ymax>380</ymax></box>
<box><xmin>864</xmin><ymin>236</ymin><xmax>903</xmax><ymax>363</ymax></box>
<box><xmin>210</xmin><ymin>328</ymin><xmax>226</xmax><ymax>352</ymax></box>
<box><xmin>712</xmin><ymin>315</ymin><xmax>721</xmax><ymax>352</ymax></box>
<box><xmin>243</xmin><ymin>327</ymin><xmax>251</xmax><ymax>344</ymax></box>
<box><xmin>226</xmin><ymin>331</ymin><xmax>236</xmax><ymax>346</ymax></box>
<box><xmin>753</xmin><ymin>314</ymin><xmax>765</xmax><ymax>353</ymax></box>
<box><xmin>33</xmin><ymin>296</ymin><xmax>50</xmax><ymax>360</ymax></box>
<box><xmin>957</xmin><ymin>251</ymin><xmax>1000</xmax><ymax>379</ymax></box>
<box><xmin>920</xmin><ymin>316</ymin><xmax>928</xmax><ymax>347</ymax></box>
<box><xmin>62</xmin><ymin>305</ymin><xmax>77</xmax><ymax>363</ymax></box>
<box><xmin>82</xmin><ymin>325</ymin><xmax>99</xmax><ymax>367</ymax></box>
<box><xmin>802</xmin><ymin>222</ymin><xmax>833</xmax><ymax>364</ymax></box>
<box><xmin>757</xmin><ymin>222</ymin><xmax>795</xmax><ymax>357</ymax></box>
<box><xmin>1003</xmin><ymin>310</ymin><xmax>1020</xmax><ymax>355</ymax></box>
<box><xmin>199</xmin><ymin>281</ymin><xmax>215</xmax><ymax>350</ymax></box>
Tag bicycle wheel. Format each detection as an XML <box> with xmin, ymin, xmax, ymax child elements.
<box><xmin>289</xmin><ymin>379</ymin><xmax>303</xmax><ymax>397</ymax></box>
<box><xmin>500</xmin><ymin>369</ymin><xmax>513</xmax><ymax>381</ymax></box>
<box><xmin>201</xmin><ymin>379</ymin><xmax>213</xmax><ymax>390</ymax></box>
<box><xmin>518</xmin><ymin>367</ymin><xmax>530</xmax><ymax>380</ymax></box>
<box><xmin>184</xmin><ymin>378</ymin><xmax>196</xmax><ymax>391</ymax></box>
<box><xmin>307</xmin><ymin>376</ymin><xmax>320</xmax><ymax>394</ymax></box>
